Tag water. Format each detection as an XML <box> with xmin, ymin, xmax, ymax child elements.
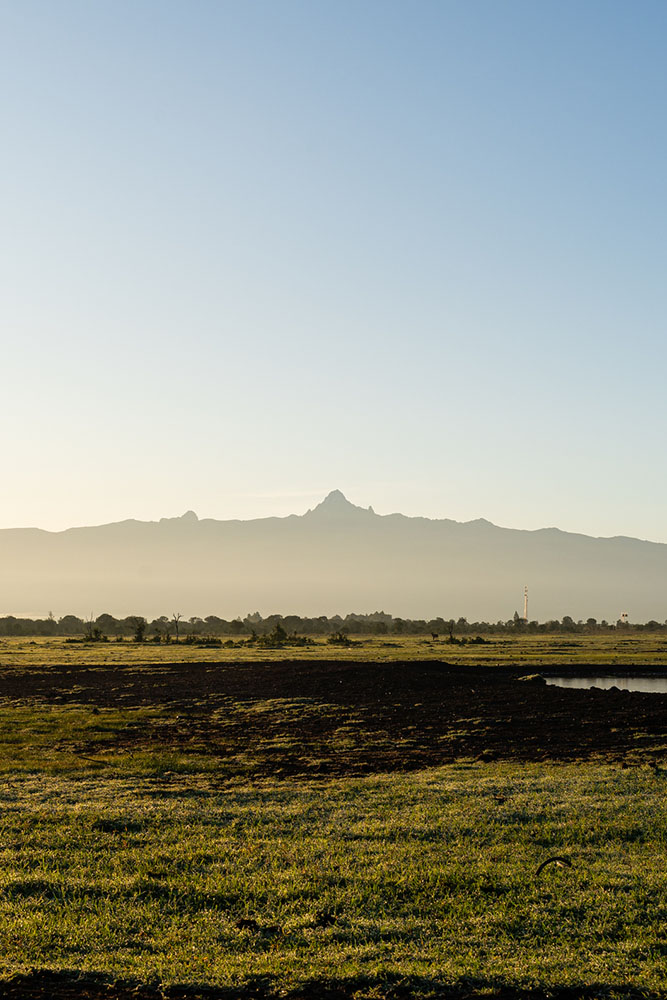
<box><xmin>547</xmin><ymin>675</ymin><xmax>667</xmax><ymax>694</ymax></box>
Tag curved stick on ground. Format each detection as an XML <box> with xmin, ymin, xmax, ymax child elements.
<box><xmin>535</xmin><ymin>856</ymin><xmax>573</xmax><ymax>877</ymax></box>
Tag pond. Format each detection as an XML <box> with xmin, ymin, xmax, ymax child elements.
<box><xmin>547</xmin><ymin>675</ymin><xmax>667</xmax><ymax>694</ymax></box>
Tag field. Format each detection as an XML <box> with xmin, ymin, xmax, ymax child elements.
<box><xmin>0</xmin><ymin>635</ymin><xmax>666</xmax><ymax>1000</ymax></box>
<box><xmin>3</xmin><ymin>631</ymin><xmax>667</xmax><ymax>668</ymax></box>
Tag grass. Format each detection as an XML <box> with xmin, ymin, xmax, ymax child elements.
<box><xmin>0</xmin><ymin>705</ymin><xmax>194</xmax><ymax>776</ymax></box>
<box><xmin>2</xmin><ymin>630</ymin><xmax>667</xmax><ymax>669</ymax></box>
<box><xmin>1</xmin><ymin>756</ymin><xmax>667</xmax><ymax>993</ymax></box>
<box><xmin>0</xmin><ymin>636</ymin><xmax>666</xmax><ymax>997</ymax></box>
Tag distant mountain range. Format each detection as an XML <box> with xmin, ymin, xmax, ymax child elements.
<box><xmin>1</xmin><ymin>490</ymin><xmax>665</xmax><ymax>621</ymax></box>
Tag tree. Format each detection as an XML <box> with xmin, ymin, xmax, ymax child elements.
<box><xmin>58</xmin><ymin>615</ymin><xmax>85</xmax><ymax>635</ymax></box>
<box><xmin>129</xmin><ymin>617</ymin><xmax>146</xmax><ymax>642</ymax></box>
<box><xmin>172</xmin><ymin>613</ymin><xmax>182</xmax><ymax>642</ymax></box>
<box><xmin>96</xmin><ymin>613</ymin><xmax>118</xmax><ymax>636</ymax></box>
<box><xmin>270</xmin><ymin>622</ymin><xmax>287</xmax><ymax>643</ymax></box>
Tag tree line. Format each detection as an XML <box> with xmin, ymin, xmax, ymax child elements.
<box><xmin>0</xmin><ymin>610</ymin><xmax>665</xmax><ymax>639</ymax></box>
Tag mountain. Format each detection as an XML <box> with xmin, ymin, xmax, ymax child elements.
<box><xmin>0</xmin><ymin>491</ymin><xmax>665</xmax><ymax>621</ymax></box>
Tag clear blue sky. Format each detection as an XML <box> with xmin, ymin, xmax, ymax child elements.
<box><xmin>2</xmin><ymin>0</ymin><xmax>666</xmax><ymax>539</ymax></box>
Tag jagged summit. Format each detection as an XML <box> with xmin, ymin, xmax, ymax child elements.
<box><xmin>305</xmin><ymin>490</ymin><xmax>375</xmax><ymax>517</ymax></box>
<box><xmin>318</xmin><ymin>489</ymin><xmax>355</xmax><ymax>510</ymax></box>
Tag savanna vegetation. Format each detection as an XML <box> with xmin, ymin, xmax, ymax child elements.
<box><xmin>2</xmin><ymin>630</ymin><xmax>667</xmax><ymax>668</ymax></box>
<box><xmin>1</xmin><ymin>610</ymin><xmax>665</xmax><ymax>642</ymax></box>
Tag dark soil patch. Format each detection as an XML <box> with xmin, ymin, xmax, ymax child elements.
<box><xmin>1</xmin><ymin>660</ymin><xmax>666</xmax><ymax>776</ymax></box>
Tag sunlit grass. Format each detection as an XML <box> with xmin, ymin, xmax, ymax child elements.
<box><xmin>1</xmin><ymin>636</ymin><xmax>666</xmax><ymax>996</ymax></box>
<box><xmin>0</xmin><ymin>761</ymin><xmax>666</xmax><ymax>993</ymax></box>
<box><xmin>2</xmin><ymin>631</ymin><xmax>667</xmax><ymax>670</ymax></box>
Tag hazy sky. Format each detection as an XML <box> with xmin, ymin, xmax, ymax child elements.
<box><xmin>2</xmin><ymin>1</ymin><xmax>666</xmax><ymax>539</ymax></box>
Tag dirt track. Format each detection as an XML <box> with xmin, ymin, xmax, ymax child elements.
<box><xmin>3</xmin><ymin>659</ymin><xmax>666</xmax><ymax>775</ymax></box>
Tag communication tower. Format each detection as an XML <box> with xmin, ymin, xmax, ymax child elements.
<box><xmin>523</xmin><ymin>586</ymin><xmax>528</xmax><ymax>622</ymax></box>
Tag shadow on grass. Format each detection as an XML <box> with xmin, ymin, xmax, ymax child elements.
<box><xmin>0</xmin><ymin>971</ymin><xmax>661</xmax><ymax>1000</ymax></box>
<box><xmin>3</xmin><ymin>879</ymin><xmax>241</xmax><ymax>910</ymax></box>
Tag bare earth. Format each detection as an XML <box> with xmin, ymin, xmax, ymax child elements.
<box><xmin>1</xmin><ymin>658</ymin><xmax>666</xmax><ymax>776</ymax></box>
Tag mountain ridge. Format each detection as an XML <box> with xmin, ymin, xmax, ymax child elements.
<box><xmin>2</xmin><ymin>490</ymin><xmax>660</xmax><ymax>544</ymax></box>
<box><xmin>0</xmin><ymin>491</ymin><xmax>665</xmax><ymax>620</ymax></box>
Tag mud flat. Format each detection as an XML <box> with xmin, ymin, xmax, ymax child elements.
<box><xmin>1</xmin><ymin>658</ymin><xmax>665</xmax><ymax>775</ymax></box>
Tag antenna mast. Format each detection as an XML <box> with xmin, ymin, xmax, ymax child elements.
<box><xmin>523</xmin><ymin>586</ymin><xmax>528</xmax><ymax>622</ymax></box>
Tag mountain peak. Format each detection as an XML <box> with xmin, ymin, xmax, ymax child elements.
<box><xmin>322</xmin><ymin>489</ymin><xmax>351</xmax><ymax>507</ymax></box>
<box><xmin>305</xmin><ymin>490</ymin><xmax>375</xmax><ymax>517</ymax></box>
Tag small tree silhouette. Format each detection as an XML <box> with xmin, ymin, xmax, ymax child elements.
<box><xmin>130</xmin><ymin>617</ymin><xmax>146</xmax><ymax>643</ymax></box>
<box><xmin>172</xmin><ymin>613</ymin><xmax>182</xmax><ymax>642</ymax></box>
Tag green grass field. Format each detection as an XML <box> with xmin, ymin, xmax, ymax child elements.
<box><xmin>1</xmin><ymin>762</ymin><xmax>666</xmax><ymax>996</ymax></box>
<box><xmin>1</xmin><ymin>635</ymin><xmax>666</xmax><ymax>999</ymax></box>
<box><xmin>2</xmin><ymin>630</ymin><xmax>667</xmax><ymax>668</ymax></box>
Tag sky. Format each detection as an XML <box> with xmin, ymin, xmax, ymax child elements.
<box><xmin>2</xmin><ymin>0</ymin><xmax>666</xmax><ymax>540</ymax></box>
